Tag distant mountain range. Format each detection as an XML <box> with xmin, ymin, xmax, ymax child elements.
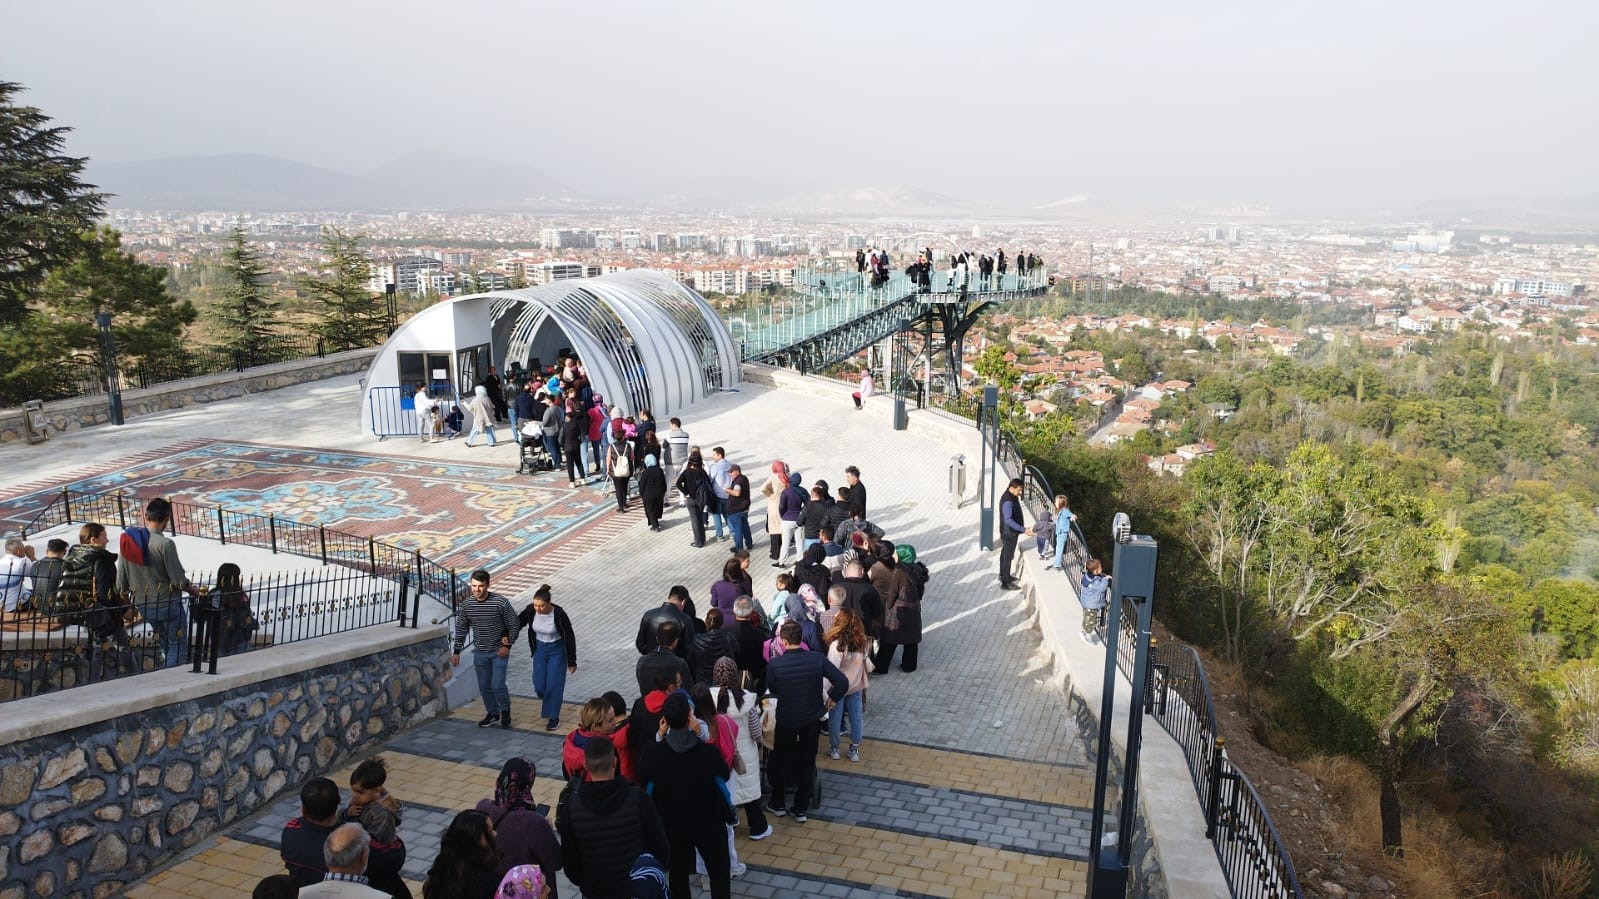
<box><xmin>86</xmin><ymin>152</ymin><xmax>1599</xmax><ymax>228</ymax></box>
<box><xmin>88</xmin><ymin>151</ymin><xmax>572</xmax><ymax>211</ymax></box>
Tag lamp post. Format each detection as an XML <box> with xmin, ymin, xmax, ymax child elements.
<box><xmin>977</xmin><ymin>385</ymin><xmax>998</xmax><ymax>550</ymax></box>
<box><xmin>1087</xmin><ymin>512</ymin><xmax>1159</xmax><ymax>898</ymax></box>
<box><xmin>96</xmin><ymin>311</ymin><xmax>124</xmax><ymax>426</ymax></box>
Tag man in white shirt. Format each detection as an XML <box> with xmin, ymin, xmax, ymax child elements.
<box><xmin>663</xmin><ymin>417</ymin><xmax>691</xmax><ymax>502</ymax></box>
<box><xmin>1</xmin><ymin>536</ymin><xmax>36</xmax><ymax>614</ymax></box>
<box><xmin>298</xmin><ymin>824</ymin><xmax>390</xmax><ymax>898</ymax></box>
<box><xmin>707</xmin><ymin>446</ymin><xmax>733</xmax><ymax>541</ymax></box>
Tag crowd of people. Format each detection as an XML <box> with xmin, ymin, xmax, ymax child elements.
<box><xmin>1</xmin><ymin>498</ymin><xmax>262</xmax><ymax>678</ymax></box>
<box><xmin>845</xmin><ymin>246</ymin><xmax>1044</xmax><ymax>295</ymax></box>
<box><xmin>250</xmin><ymin>447</ymin><xmax>940</xmax><ymax>899</ymax></box>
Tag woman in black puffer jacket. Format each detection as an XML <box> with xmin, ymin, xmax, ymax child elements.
<box><xmin>61</xmin><ymin>523</ymin><xmax>133</xmax><ymax>681</ymax></box>
<box><xmin>691</xmin><ymin>608</ymin><xmax>740</xmax><ymax>685</ymax></box>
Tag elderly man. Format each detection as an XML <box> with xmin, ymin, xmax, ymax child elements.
<box><xmin>1</xmin><ymin>535</ymin><xmax>36</xmax><ymax>615</ymax></box>
<box><xmin>298</xmin><ymin>823</ymin><xmax>390</xmax><ymax>898</ymax></box>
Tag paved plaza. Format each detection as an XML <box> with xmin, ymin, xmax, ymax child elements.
<box><xmin>1</xmin><ymin>372</ymin><xmax>1099</xmax><ymax>897</ymax></box>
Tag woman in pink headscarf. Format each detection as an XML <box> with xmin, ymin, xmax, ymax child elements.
<box><xmin>495</xmin><ymin>864</ymin><xmax>548</xmax><ymax>899</ymax></box>
<box><xmin>759</xmin><ymin>460</ymin><xmax>792</xmax><ymax>567</ymax></box>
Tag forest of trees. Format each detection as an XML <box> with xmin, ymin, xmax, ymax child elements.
<box><xmin>990</xmin><ymin>290</ymin><xmax>1599</xmax><ymax>894</ymax></box>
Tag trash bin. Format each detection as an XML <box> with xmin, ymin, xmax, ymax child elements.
<box><xmin>948</xmin><ymin>454</ymin><xmax>966</xmax><ymax>506</ymax></box>
<box><xmin>893</xmin><ymin>396</ymin><xmax>908</xmax><ymax>431</ymax></box>
<box><xmin>22</xmin><ymin>400</ymin><xmax>48</xmax><ymax>444</ymax></box>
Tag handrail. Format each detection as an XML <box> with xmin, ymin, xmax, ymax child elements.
<box><xmin>19</xmin><ymin>487</ymin><xmax>461</xmax><ymax>616</ymax></box>
<box><xmin>982</xmin><ymin>416</ymin><xmax>1301</xmax><ymax>899</ymax></box>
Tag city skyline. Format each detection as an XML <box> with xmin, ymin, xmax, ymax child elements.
<box><xmin>11</xmin><ymin>0</ymin><xmax>1598</xmax><ymax>213</ymax></box>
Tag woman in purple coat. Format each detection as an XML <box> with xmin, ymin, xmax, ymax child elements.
<box><xmin>708</xmin><ymin>555</ymin><xmax>752</xmax><ymax>619</ymax></box>
<box><xmin>475</xmin><ymin>757</ymin><xmax>562</xmax><ymax>896</ymax></box>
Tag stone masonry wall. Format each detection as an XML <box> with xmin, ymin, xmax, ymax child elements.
<box><xmin>0</xmin><ymin>633</ymin><xmax>447</xmax><ymax>899</ymax></box>
<box><xmin>0</xmin><ymin>348</ymin><xmax>378</xmax><ymax>444</ymax></box>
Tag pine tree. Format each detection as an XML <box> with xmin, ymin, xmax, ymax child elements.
<box><xmin>0</xmin><ymin>81</ymin><xmax>106</xmax><ymax>326</ymax></box>
<box><xmin>211</xmin><ymin>225</ymin><xmax>280</xmax><ymax>365</ymax></box>
<box><xmin>31</xmin><ymin>225</ymin><xmax>197</xmax><ymax>384</ymax></box>
<box><xmin>302</xmin><ymin>227</ymin><xmax>386</xmax><ymax>351</ymax></box>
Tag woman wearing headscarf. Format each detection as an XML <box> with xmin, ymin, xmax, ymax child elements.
<box><xmin>783</xmin><ymin>589</ymin><xmax>825</xmax><ymax>653</ymax></box>
<box><xmin>464</xmin><ymin>384</ymin><xmax>498</xmax><ymax>448</ymax></box>
<box><xmin>868</xmin><ymin>540</ymin><xmax>897</xmax><ymax>608</ymax></box>
<box><xmin>759</xmin><ymin>460</ymin><xmax>791</xmax><ymax>567</ymax></box>
<box><xmin>474</xmin><ymin>758</ymin><xmax>562</xmax><ymax>896</ymax></box>
<box><xmin>875</xmin><ymin>545</ymin><xmax>927</xmax><ymax>674</ymax></box>
<box><xmin>792</xmin><ymin>542</ymin><xmax>832</xmax><ymax>598</ymax></box>
<box><xmin>709</xmin><ymin>656</ymin><xmax>770</xmax><ymax>840</ymax></box>
<box><xmin>637</xmin><ymin>453</ymin><xmax>668</xmax><ymax>531</ymax></box>
<box><xmin>495</xmin><ymin>865</ymin><xmax>548</xmax><ymax>899</ymax></box>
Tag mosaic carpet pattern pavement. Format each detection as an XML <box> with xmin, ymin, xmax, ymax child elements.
<box><xmin>0</xmin><ymin>440</ymin><xmax>609</xmax><ymax>583</ymax></box>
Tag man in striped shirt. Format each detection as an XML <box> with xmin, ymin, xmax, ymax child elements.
<box><xmin>450</xmin><ymin>569</ymin><xmax>520</xmax><ymax>728</ymax></box>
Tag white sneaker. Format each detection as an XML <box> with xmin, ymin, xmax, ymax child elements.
<box><xmin>730</xmin><ymin>863</ymin><xmax>748</xmax><ymax>877</ymax></box>
<box><xmin>749</xmin><ymin>824</ymin><xmax>774</xmax><ymax>840</ymax></box>
<box><xmin>828</xmin><ymin>747</ymin><xmax>840</xmax><ymax>760</ymax></box>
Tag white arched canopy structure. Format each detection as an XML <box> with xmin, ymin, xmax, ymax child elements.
<box><xmin>359</xmin><ymin>270</ymin><xmax>739</xmax><ymax>437</ymax></box>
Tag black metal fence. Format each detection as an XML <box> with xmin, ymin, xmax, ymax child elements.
<box><xmin>0</xmin><ymin>566</ymin><xmax>421</xmax><ymax>702</ymax></box>
<box><xmin>977</xmin><ymin>409</ymin><xmax>1301</xmax><ymax>899</ymax></box>
<box><xmin>1115</xmin><ymin>600</ymin><xmax>1303</xmax><ymax>898</ymax></box>
<box><xmin>6</xmin><ymin>487</ymin><xmax>464</xmax><ymax>703</ymax></box>
<box><xmin>21</xmin><ymin>487</ymin><xmax>461</xmax><ymax>607</ymax></box>
<box><xmin>17</xmin><ymin>335</ymin><xmax>330</xmax><ymax>404</ymax></box>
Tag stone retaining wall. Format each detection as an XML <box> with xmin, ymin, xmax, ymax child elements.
<box><xmin>0</xmin><ymin>348</ymin><xmax>379</xmax><ymax>444</ymax></box>
<box><xmin>0</xmin><ymin>628</ymin><xmax>447</xmax><ymax>899</ymax></box>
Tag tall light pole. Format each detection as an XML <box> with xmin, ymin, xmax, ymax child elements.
<box><xmin>977</xmin><ymin>385</ymin><xmax>999</xmax><ymax>550</ymax></box>
<box><xmin>96</xmin><ymin>311</ymin><xmax>124</xmax><ymax>426</ymax></box>
<box><xmin>1087</xmin><ymin>512</ymin><xmax>1159</xmax><ymax>897</ymax></box>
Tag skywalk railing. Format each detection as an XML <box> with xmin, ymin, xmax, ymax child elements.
<box><xmin>976</xmin><ymin>413</ymin><xmax>1301</xmax><ymax>899</ymax></box>
<box><xmin>734</xmin><ymin>266</ymin><xmax>1050</xmax><ymax>360</ymax></box>
<box><xmin>1115</xmin><ymin>601</ymin><xmax>1303</xmax><ymax>898</ymax></box>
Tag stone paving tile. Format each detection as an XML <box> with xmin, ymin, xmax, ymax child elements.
<box><xmin>808</xmin><ymin>769</ymin><xmax>1092</xmax><ymax>860</ymax></box>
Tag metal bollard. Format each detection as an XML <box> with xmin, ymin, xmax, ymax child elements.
<box><xmin>948</xmin><ymin>454</ymin><xmax>966</xmax><ymax>507</ymax></box>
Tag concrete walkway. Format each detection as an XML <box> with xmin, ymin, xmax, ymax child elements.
<box><xmin>2</xmin><ymin>372</ymin><xmax>1148</xmax><ymax>897</ymax></box>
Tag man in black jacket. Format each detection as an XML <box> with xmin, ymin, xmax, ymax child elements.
<box><xmin>764</xmin><ymin>621</ymin><xmax>849</xmax><ymax>821</ymax></box>
<box><xmin>844</xmin><ymin>466</ymin><xmax>867</xmax><ymax>519</ymax></box>
<box><xmin>639</xmin><ymin>693</ymin><xmax>734</xmax><ymax>899</ymax></box>
<box><xmin>280</xmin><ymin>778</ymin><xmax>341</xmax><ymax>887</ymax></box>
<box><xmin>835</xmin><ymin>560</ymin><xmax>885</xmax><ymax>639</ymax></box>
<box><xmin>634</xmin><ymin>586</ymin><xmax>694</xmax><ymax>659</ymax></box>
<box><xmin>635</xmin><ymin>619</ymin><xmax>693</xmax><ymax>695</ymax></box>
<box><xmin>558</xmin><ymin>739</ymin><xmax>670</xmax><ymax>898</ymax></box>
<box><xmin>729</xmin><ymin>596</ymin><xmax>771</xmax><ymax>690</ymax></box>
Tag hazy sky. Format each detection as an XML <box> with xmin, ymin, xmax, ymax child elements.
<box><xmin>10</xmin><ymin>0</ymin><xmax>1597</xmax><ymax>208</ymax></box>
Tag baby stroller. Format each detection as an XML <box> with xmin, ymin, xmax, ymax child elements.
<box><xmin>517</xmin><ymin>424</ymin><xmax>554</xmax><ymax>475</ymax></box>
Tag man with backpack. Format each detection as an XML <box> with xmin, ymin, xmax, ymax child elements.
<box><xmin>115</xmin><ymin>499</ymin><xmax>195</xmax><ymax>668</ymax></box>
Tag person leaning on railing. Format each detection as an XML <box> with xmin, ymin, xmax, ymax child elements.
<box><xmin>115</xmin><ymin>498</ymin><xmax>196</xmax><ymax>669</ymax></box>
<box><xmin>61</xmin><ymin>523</ymin><xmax>137</xmax><ymax>681</ymax></box>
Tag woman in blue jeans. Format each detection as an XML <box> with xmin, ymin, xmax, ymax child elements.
<box><xmin>518</xmin><ymin>584</ymin><xmax>577</xmax><ymax>731</ymax></box>
<box><xmin>824</xmin><ymin>607</ymin><xmax>871</xmax><ymax>762</ymax></box>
